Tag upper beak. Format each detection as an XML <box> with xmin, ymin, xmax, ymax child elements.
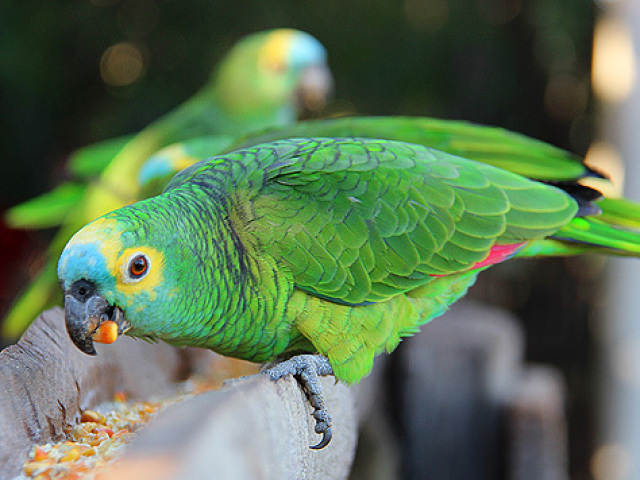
<box><xmin>296</xmin><ymin>63</ymin><xmax>334</xmax><ymax>115</ymax></box>
<box><xmin>64</xmin><ymin>283</ymin><xmax>130</xmax><ymax>355</ymax></box>
<box><xmin>64</xmin><ymin>292</ymin><xmax>108</xmax><ymax>355</ymax></box>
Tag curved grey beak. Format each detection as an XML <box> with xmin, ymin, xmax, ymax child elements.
<box><xmin>64</xmin><ymin>292</ymin><xmax>109</xmax><ymax>355</ymax></box>
<box><xmin>64</xmin><ymin>280</ymin><xmax>130</xmax><ymax>355</ymax></box>
<box><xmin>296</xmin><ymin>63</ymin><xmax>334</xmax><ymax>115</ymax></box>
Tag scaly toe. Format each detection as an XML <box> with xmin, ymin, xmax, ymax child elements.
<box><xmin>262</xmin><ymin>354</ymin><xmax>335</xmax><ymax>449</ymax></box>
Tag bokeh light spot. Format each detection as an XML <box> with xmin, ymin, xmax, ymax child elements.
<box><xmin>543</xmin><ymin>74</ymin><xmax>588</xmax><ymax>123</ymax></box>
<box><xmin>582</xmin><ymin>141</ymin><xmax>624</xmax><ymax>197</ymax></box>
<box><xmin>404</xmin><ymin>0</ymin><xmax>449</xmax><ymax>32</ymax></box>
<box><xmin>533</xmin><ymin>27</ymin><xmax>577</xmax><ymax>74</ymax></box>
<box><xmin>475</xmin><ymin>0</ymin><xmax>522</xmax><ymax>25</ymax></box>
<box><xmin>592</xmin><ymin>16</ymin><xmax>637</xmax><ymax>103</ymax></box>
<box><xmin>100</xmin><ymin>42</ymin><xmax>146</xmax><ymax>87</ymax></box>
<box><xmin>611</xmin><ymin>338</ymin><xmax>640</xmax><ymax>386</ymax></box>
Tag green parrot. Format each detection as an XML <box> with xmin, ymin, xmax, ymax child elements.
<box><xmin>3</xmin><ymin>28</ymin><xmax>332</xmax><ymax>338</ymax></box>
<box><xmin>117</xmin><ymin>114</ymin><xmax>598</xmax><ymax>203</ymax></box>
<box><xmin>57</xmin><ymin>136</ymin><xmax>640</xmax><ymax>449</ymax></box>
<box><xmin>131</xmin><ymin>114</ymin><xmax>640</xmax><ymax>237</ymax></box>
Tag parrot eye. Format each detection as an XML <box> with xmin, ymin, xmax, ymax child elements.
<box><xmin>128</xmin><ymin>254</ymin><xmax>149</xmax><ymax>279</ymax></box>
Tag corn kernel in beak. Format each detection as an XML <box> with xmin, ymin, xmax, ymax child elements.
<box><xmin>91</xmin><ymin>320</ymin><xmax>119</xmax><ymax>344</ymax></box>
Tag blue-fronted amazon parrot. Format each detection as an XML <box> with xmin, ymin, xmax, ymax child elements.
<box><xmin>57</xmin><ymin>132</ymin><xmax>640</xmax><ymax>449</ymax></box>
<box><xmin>123</xmin><ymin>113</ymin><xmax>603</xmax><ymax>200</ymax></box>
<box><xmin>2</xmin><ymin>28</ymin><xmax>332</xmax><ymax>338</ymax></box>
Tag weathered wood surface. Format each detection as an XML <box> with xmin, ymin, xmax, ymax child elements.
<box><xmin>0</xmin><ymin>308</ymin><xmax>357</xmax><ymax>479</ymax></box>
<box><xmin>90</xmin><ymin>299</ymin><xmax>569</xmax><ymax>480</ymax></box>
<box><xmin>396</xmin><ymin>300</ymin><xmax>570</xmax><ymax>480</ymax></box>
<box><xmin>0</xmin><ymin>302</ymin><xmax>570</xmax><ymax>479</ymax></box>
<box><xmin>96</xmin><ymin>376</ymin><xmax>357</xmax><ymax>480</ymax></box>
<box><xmin>0</xmin><ymin>307</ymin><xmax>188</xmax><ymax>477</ymax></box>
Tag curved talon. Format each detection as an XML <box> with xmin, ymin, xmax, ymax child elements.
<box><xmin>262</xmin><ymin>355</ymin><xmax>335</xmax><ymax>449</ymax></box>
<box><xmin>310</xmin><ymin>427</ymin><xmax>332</xmax><ymax>450</ymax></box>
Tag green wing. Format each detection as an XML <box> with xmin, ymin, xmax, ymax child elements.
<box><xmin>4</xmin><ymin>183</ymin><xmax>86</xmax><ymax>229</ymax></box>
<box><xmin>231</xmin><ymin>117</ymin><xmax>640</xmax><ymax>260</ymax></box>
<box><xmin>231</xmin><ymin>116</ymin><xmax>592</xmax><ymax>181</ymax></box>
<box><xmin>243</xmin><ymin>138</ymin><xmax>578</xmax><ymax>304</ymax></box>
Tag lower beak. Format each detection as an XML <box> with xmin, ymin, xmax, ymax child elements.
<box><xmin>64</xmin><ymin>293</ymin><xmax>129</xmax><ymax>355</ymax></box>
<box><xmin>296</xmin><ymin>63</ymin><xmax>334</xmax><ymax>114</ymax></box>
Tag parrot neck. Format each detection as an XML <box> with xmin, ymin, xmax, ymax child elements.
<box><xmin>211</xmin><ymin>67</ymin><xmax>295</xmax><ymax>133</ymax></box>
<box><xmin>157</xmin><ymin>188</ymin><xmax>296</xmax><ymax>362</ymax></box>
<box><xmin>216</xmin><ymin>88</ymin><xmax>294</xmax><ymax>133</ymax></box>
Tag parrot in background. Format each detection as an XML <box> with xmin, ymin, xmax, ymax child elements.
<box><xmin>2</xmin><ymin>28</ymin><xmax>332</xmax><ymax>339</ymax></box>
<box><xmin>57</xmin><ymin>132</ymin><xmax>640</xmax><ymax>449</ymax></box>
<box><xmin>123</xmin><ymin>114</ymin><xmax>601</xmax><ymax>201</ymax></box>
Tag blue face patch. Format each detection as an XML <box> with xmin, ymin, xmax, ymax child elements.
<box><xmin>58</xmin><ymin>242</ymin><xmax>113</xmax><ymax>291</ymax></box>
<box><xmin>289</xmin><ymin>32</ymin><xmax>327</xmax><ymax>69</ymax></box>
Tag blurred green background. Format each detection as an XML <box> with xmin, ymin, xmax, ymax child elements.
<box><xmin>0</xmin><ymin>0</ymin><xmax>599</xmax><ymax>478</ymax></box>
<box><xmin>0</xmin><ymin>0</ymin><xmax>595</xmax><ymax>206</ymax></box>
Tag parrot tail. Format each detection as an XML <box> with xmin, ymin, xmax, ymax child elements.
<box><xmin>518</xmin><ymin>196</ymin><xmax>640</xmax><ymax>258</ymax></box>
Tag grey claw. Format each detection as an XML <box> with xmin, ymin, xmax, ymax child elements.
<box><xmin>310</xmin><ymin>427</ymin><xmax>332</xmax><ymax>450</ymax></box>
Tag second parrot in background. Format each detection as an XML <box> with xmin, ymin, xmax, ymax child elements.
<box><xmin>3</xmin><ymin>28</ymin><xmax>332</xmax><ymax>338</ymax></box>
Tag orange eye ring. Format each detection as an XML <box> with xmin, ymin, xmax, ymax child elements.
<box><xmin>129</xmin><ymin>254</ymin><xmax>148</xmax><ymax>279</ymax></box>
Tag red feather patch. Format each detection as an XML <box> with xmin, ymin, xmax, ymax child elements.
<box><xmin>469</xmin><ymin>242</ymin><xmax>526</xmax><ymax>270</ymax></box>
<box><xmin>431</xmin><ymin>242</ymin><xmax>526</xmax><ymax>277</ymax></box>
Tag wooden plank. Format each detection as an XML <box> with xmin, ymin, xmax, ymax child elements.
<box><xmin>0</xmin><ymin>308</ymin><xmax>187</xmax><ymax>477</ymax></box>
<box><xmin>0</xmin><ymin>308</ymin><xmax>358</xmax><ymax>479</ymax></box>
<box><xmin>96</xmin><ymin>376</ymin><xmax>357</xmax><ymax>480</ymax></box>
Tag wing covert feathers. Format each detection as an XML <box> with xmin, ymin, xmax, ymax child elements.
<box><xmin>194</xmin><ymin>138</ymin><xmax>580</xmax><ymax>305</ymax></box>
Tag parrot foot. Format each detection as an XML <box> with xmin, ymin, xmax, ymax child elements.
<box><xmin>263</xmin><ymin>354</ymin><xmax>334</xmax><ymax>449</ymax></box>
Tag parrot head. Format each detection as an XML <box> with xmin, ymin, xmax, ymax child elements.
<box><xmin>57</xmin><ymin>206</ymin><xmax>189</xmax><ymax>355</ymax></box>
<box><xmin>213</xmin><ymin>29</ymin><xmax>333</xmax><ymax>124</ymax></box>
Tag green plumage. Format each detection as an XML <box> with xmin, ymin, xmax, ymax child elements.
<box><xmin>4</xmin><ymin>29</ymin><xmax>331</xmax><ymax>338</ymax></box>
<box><xmin>233</xmin><ymin>115</ymin><xmax>640</xmax><ymax>258</ymax></box>
<box><xmin>232</xmin><ymin>116</ymin><xmax>591</xmax><ymax>181</ymax></box>
<box><xmin>59</xmin><ymin>137</ymin><xmax>615</xmax><ymax>384</ymax></box>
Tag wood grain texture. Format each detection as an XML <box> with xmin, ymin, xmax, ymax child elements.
<box><xmin>97</xmin><ymin>376</ymin><xmax>357</xmax><ymax>480</ymax></box>
<box><xmin>0</xmin><ymin>308</ymin><xmax>190</xmax><ymax>477</ymax></box>
<box><xmin>0</xmin><ymin>308</ymin><xmax>357</xmax><ymax>479</ymax></box>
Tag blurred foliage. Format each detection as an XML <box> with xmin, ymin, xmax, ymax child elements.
<box><xmin>0</xmin><ymin>0</ymin><xmax>597</xmax><ymax>478</ymax></box>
